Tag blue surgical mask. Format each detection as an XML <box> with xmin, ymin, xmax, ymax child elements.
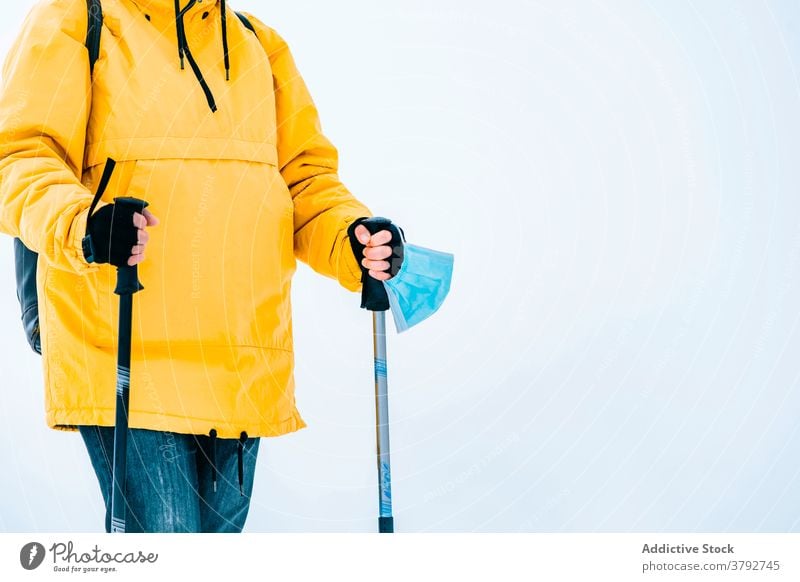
<box><xmin>383</xmin><ymin>244</ymin><xmax>454</xmax><ymax>332</ymax></box>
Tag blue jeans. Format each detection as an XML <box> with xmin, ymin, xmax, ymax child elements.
<box><xmin>79</xmin><ymin>426</ymin><xmax>260</xmax><ymax>533</ymax></box>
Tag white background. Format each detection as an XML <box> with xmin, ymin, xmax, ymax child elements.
<box><xmin>1</xmin><ymin>0</ymin><xmax>800</xmax><ymax>532</ymax></box>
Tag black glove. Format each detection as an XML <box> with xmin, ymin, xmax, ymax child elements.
<box><xmin>347</xmin><ymin>216</ymin><xmax>404</xmax><ymax>311</ymax></box>
<box><xmin>82</xmin><ymin>197</ymin><xmax>148</xmax><ymax>267</ymax></box>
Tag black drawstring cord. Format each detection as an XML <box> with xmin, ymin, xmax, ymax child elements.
<box><xmin>237</xmin><ymin>432</ymin><xmax>248</xmax><ymax>497</ymax></box>
<box><xmin>174</xmin><ymin>0</ymin><xmax>184</xmax><ymax>68</ymax></box>
<box><xmin>208</xmin><ymin>429</ymin><xmax>218</xmax><ymax>493</ymax></box>
<box><xmin>183</xmin><ymin>45</ymin><xmax>218</xmax><ymax>112</ymax></box>
<box><xmin>221</xmin><ymin>0</ymin><xmax>230</xmax><ymax>81</ymax></box>
<box><xmin>174</xmin><ymin>0</ymin><xmax>217</xmax><ymax>112</ymax></box>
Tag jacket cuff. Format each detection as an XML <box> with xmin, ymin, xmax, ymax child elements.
<box><xmin>68</xmin><ymin>202</ymin><xmax>105</xmax><ymax>274</ymax></box>
<box><xmin>339</xmin><ymin>216</ymin><xmax>370</xmax><ymax>291</ymax></box>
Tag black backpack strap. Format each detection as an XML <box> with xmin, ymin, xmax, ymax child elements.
<box><xmin>235</xmin><ymin>11</ymin><xmax>257</xmax><ymax>36</ymax></box>
<box><xmin>14</xmin><ymin>239</ymin><xmax>42</xmax><ymax>354</ymax></box>
<box><xmin>85</xmin><ymin>0</ymin><xmax>103</xmax><ymax>74</ymax></box>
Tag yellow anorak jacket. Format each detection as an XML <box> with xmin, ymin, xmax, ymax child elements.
<box><xmin>0</xmin><ymin>0</ymin><xmax>370</xmax><ymax>438</ymax></box>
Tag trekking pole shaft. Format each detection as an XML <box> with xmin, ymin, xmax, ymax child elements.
<box><xmin>110</xmin><ymin>274</ymin><xmax>135</xmax><ymax>533</ymax></box>
<box><xmin>373</xmin><ymin>311</ymin><xmax>393</xmax><ymax>533</ymax></box>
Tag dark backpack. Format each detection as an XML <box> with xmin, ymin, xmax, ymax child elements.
<box><xmin>13</xmin><ymin>0</ymin><xmax>257</xmax><ymax>354</ymax></box>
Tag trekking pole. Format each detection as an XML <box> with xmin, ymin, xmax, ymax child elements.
<box><xmin>109</xmin><ymin>197</ymin><xmax>148</xmax><ymax>534</ymax></box>
<box><xmin>372</xmin><ymin>309</ymin><xmax>393</xmax><ymax>533</ymax></box>
<box><xmin>349</xmin><ymin>217</ymin><xmax>403</xmax><ymax>534</ymax></box>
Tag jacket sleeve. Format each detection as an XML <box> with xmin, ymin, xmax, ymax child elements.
<box><xmin>0</xmin><ymin>0</ymin><xmax>98</xmax><ymax>274</ymax></box>
<box><xmin>246</xmin><ymin>15</ymin><xmax>371</xmax><ymax>292</ymax></box>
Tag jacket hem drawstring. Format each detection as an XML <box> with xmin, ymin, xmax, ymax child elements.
<box><xmin>237</xmin><ymin>432</ymin><xmax>247</xmax><ymax>497</ymax></box>
<box><xmin>208</xmin><ymin>428</ymin><xmax>218</xmax><ymax>493</ymax></box>
<box><xmin>208</xmin><ymin>428</ymin><xmax>248</xmax><ymax>496</ymax></box>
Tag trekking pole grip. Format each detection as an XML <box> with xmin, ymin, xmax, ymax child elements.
<box><xmin>113</xmin><ymin>197</ymin><xmax>148</xmax><ymax>296</ymax></box>
<box><xmin>347</xmin><ymin>217</ymin><xmax>404</xmax><ymax>312</ymax></box>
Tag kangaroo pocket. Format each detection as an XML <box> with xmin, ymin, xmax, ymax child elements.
<box><xmin>41</xmin><ymin>159</ymin><xmax>141</xmax><ymax>349</ymax></box>
<box><xmin>90</xmin><ymin>156</ymin><xmax>296</xmax><ymax>351</ymax></box>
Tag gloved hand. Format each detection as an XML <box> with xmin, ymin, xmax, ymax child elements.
<box><xmin>347</xmin><ymin>217</ymin><xmax>404</xmax><ymax>281</ymax></box>
<box><xmin>347</xmin><ymin>217</ymin><xmax>404</xmax><ymax>312</ymax></box>
<box><xmin>82</xmin><ymin>198</ymin><xmax>159</xmax><ymax>267</ymax></box>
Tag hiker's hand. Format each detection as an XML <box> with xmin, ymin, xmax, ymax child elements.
<box><xmin>84</xmin><ymin>202</ymin><xmax>159</xmax><ymax>268</ymax></box>
<box><xmin>353</xmin><ymin>223</ymin><xmax>401</xmax><ymax>282</ymax></box>
<box><xmin>129</xmin><ymin>209</ymin><xmax>160</xmax><ymax>266</ymax></box>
